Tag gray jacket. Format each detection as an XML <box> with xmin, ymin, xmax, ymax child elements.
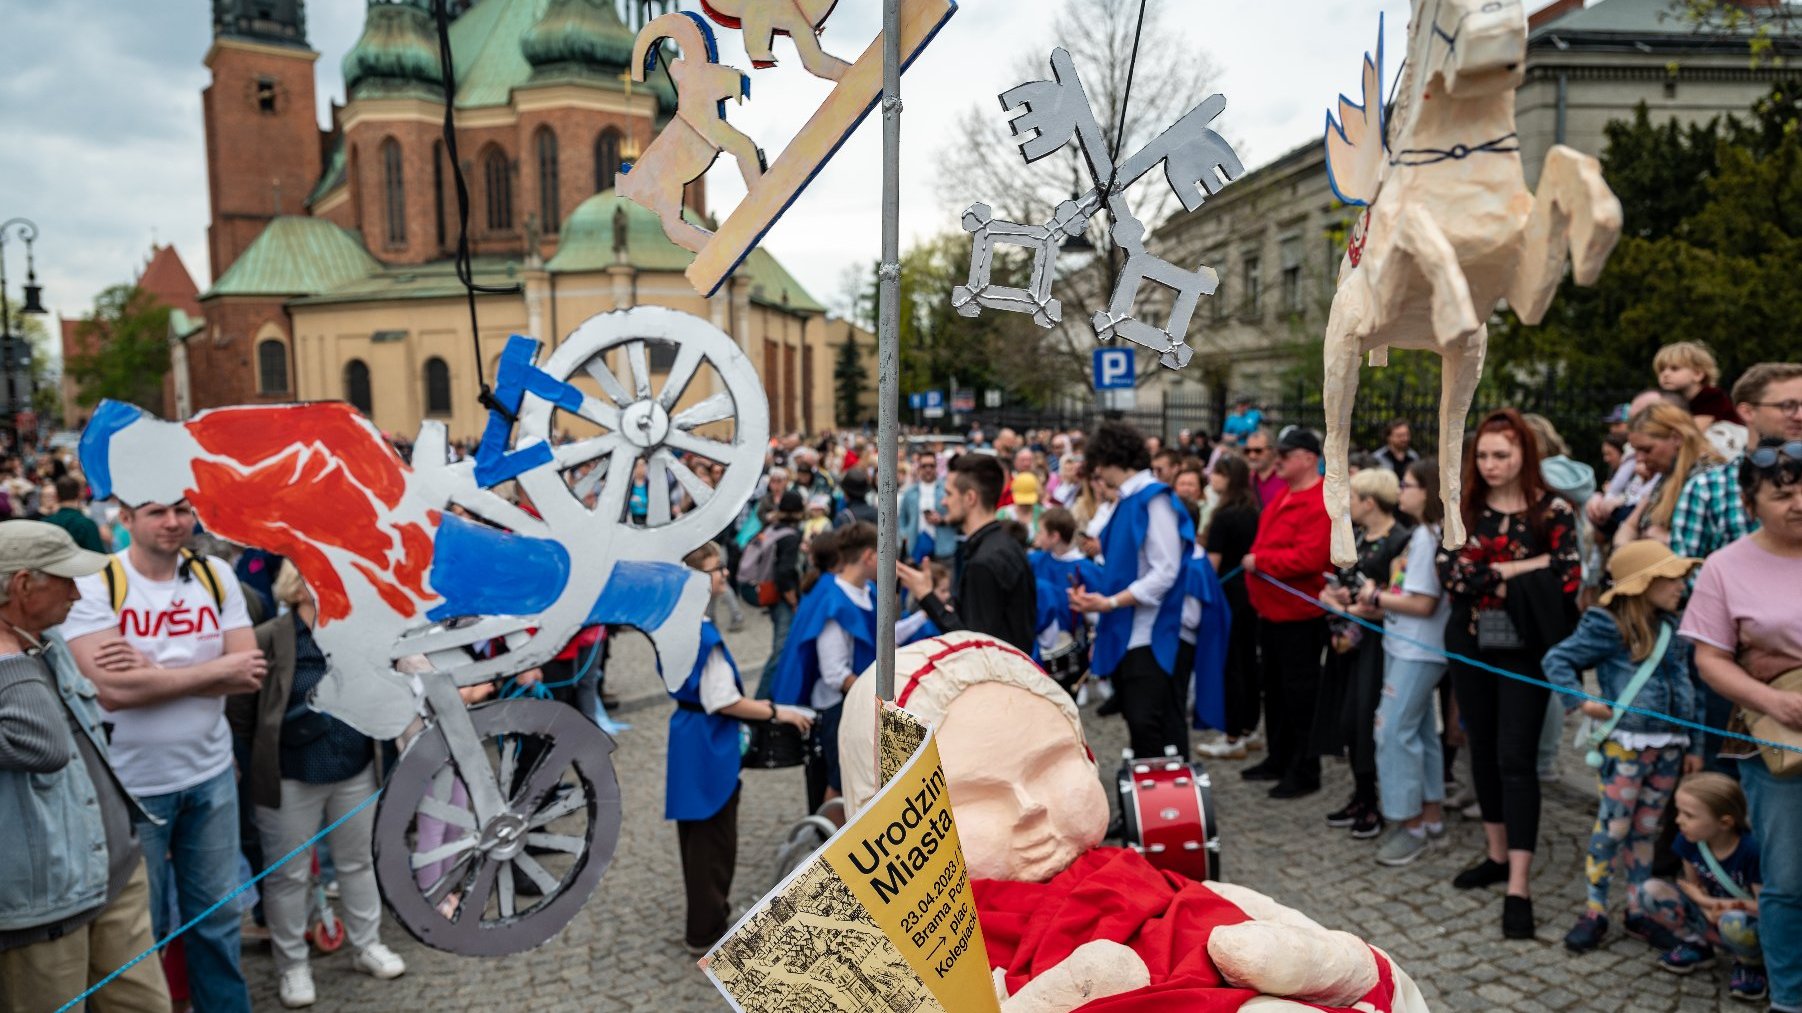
<box><xmin>0</xmin><ymin>634</ymin><xmax>148</xmax><ymax>932</ymax></box>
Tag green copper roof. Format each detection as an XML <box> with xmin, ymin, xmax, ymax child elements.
<box><xmin>205</xmin><ymin>217</ymin><xmax>381</xmax><ymax>299</ymax></box>
<box><xmin>345</xmin><ymin>1</ymin><xmax>445</xmax><ymax>100</ymax></box>
<box><xmin>306</xmin><ymin>138</ymin><xmax>347</xmax><ymax>209</ymax></box>
<box><xmin>445</xmin><ymin>0</ymin><xmax>673</xmax><ymax>111</ymax></box>
<box><xmin>522</xmin><ymin>0</ymin><xmax>635</xmax><ymax>75</ymax></box>
<box><xmin>288</xmin><ymin>256</ymin><xmax>522</xmax><ymax>306</ymax></box>
<box><xmin>741</xmin><ymin>248</ymin><xmax>825</xmax><ymax>314</ymax></box>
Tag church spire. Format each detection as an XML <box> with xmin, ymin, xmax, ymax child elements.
<box><xmin>212</xmin><ymin>0</ymin><xmax>309</xmax><ymax>48</ymax></box>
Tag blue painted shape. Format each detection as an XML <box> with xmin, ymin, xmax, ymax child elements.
<box><xmin>694</xmin><ymin>0</ymin><xmax>959</xmax><ymax>297</ymax></box>
<box><xmin>425</xmin><ymin>513</ymin><xmax>571</xmax><ymax>621</ymax></box>
<box><xmin>79</xmin><ymin>400</ymin><xmax>145</xmax><ymax>502</ymax></box>
<box><xmin>473</xmin><ymin>334</ymin><xmax>588</xmax><ymax>488</ymax></box>
<box><xmin>1324</xmin><ymin>12</ymin><xmax>1384</xmax><ymax>208</ymax></box>
<box><xmin>585</xmin><ymin>560</ymin><xmax>691</xmax><ymax>631</ymax></box>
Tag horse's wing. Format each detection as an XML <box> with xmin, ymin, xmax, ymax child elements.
<box><xmin>1324</xmin><ymin>15</ymin><xmax>1386</xmax><ymax>207</ymax></box>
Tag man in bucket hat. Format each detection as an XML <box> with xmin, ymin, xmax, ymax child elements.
<box><xmin>0</xmin><ymin>521</ymin><xmax>169</xmax><ymax>1011</ymax></box>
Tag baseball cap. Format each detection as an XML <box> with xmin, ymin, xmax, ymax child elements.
<box><xmin>0</xmin><ymin>520</ymin><xmax>110</xmax><ymax>578</ymax></box>
<box><xmin>1011</xmin><ymin>472</ymin><xmax>1040</xmax><ymax>505</ymax></box>
<box><xmin>1276</xmin><ymin>428</ymin><xmax>1323</xmax><ymax>457</ymax></box>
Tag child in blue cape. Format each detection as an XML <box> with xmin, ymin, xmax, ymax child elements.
<box><xmin>667</xmin><ymin>542</ymin><xmax>813</xmax><ymax>954</ymax></box>
<box><xmin>769</xmin><ymin>523</ymin><xmax>879</xmax><ymax>807</ymax></box>
<box><xmin>1029</xmin><ymin>507</ymin><xmax>1104</xmax><ymax>659</ymax></box>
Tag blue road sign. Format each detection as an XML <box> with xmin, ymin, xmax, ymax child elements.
<box><xmin>908</xmin><ymin>393</ymin><xmax>924</xmax><ymax>410</ymax></box>
<box><xmin>1093</xmin><ymin>347</ymin><xmax>1135</xmax><ymax>390</ymax></box>
<box><xmin>923</xmin><ymin>390</ymin><xmax>945</xmax><ymax>409</ymax></box>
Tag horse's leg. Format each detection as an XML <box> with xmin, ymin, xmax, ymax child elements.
<box><xmin>1507</xmin><ymin>146</ymin><xmax>1624</xmax><ymax>324</ymax></box>
<box><xmin>1437</xmin><ymin>327</ymin><xmax>1487</xmax><ymax>552</ymax></box>
<box><xmin>1388</xmin><ymin>205</ymin><xmax>1481</xmax><ymax>347</ymax></box>
<box><xmin>618</xmin><ymin>131</ymin><xmax>716</xmax><ymax>253</ymax></box>
<box><xmin>708</xmin><ymin>120</ymin><xmax>767</xmax><ymax>191</ymax></box>
<box><xmin>1323</xmin><ymin>295</ymin><xmax>1366</xmax><ymax>567</ymax></box>
<box><xmin>786</xmin><ymin>9</ymin><xmax>852</xmax><ymax>80</ymax></box>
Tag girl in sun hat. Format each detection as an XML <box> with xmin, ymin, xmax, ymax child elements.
<box><xmin>1542</xmin><ymin>539</ymin><xmax>1706</xmax><ymax>955</ymax></box>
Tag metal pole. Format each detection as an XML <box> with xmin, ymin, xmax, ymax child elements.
<box><xmin>874</xmin><ymin>0</ymin><xmax>903</xmax><ymax>704</ymax></box>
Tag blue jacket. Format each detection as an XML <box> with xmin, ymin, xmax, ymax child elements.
<box><xmin>1185</xmin><ymin>555</ymin><xmax>1232</xmax><ymax>732</ymax></box>
<box><xmin>1029</xmin><ymin>550</ymin><xmax>1105</xmax><ymax>640</ymax></box>
<box><xmin>899</xmin><ymin>479</ymin><xmax>957</xmax><ymax>562</ymax></box>
<box><xmin>770</xmin><ymin>577</ymin><xmax>877</xmax><ymax>707</ymax></box>
<box><xmin>1</xmin><ymin>635</ymin><xmax>148</xmax><ymax>932</ymax></box>
<box><xmin>1542</xmin><ymin>608</ymin><xmax>1701</xmax><ymax>751</ymax></box>
<box><xmin>666</xmin><ymin>622</ymin><xmax>743</xmax><ymax>821</ymax></box>
<box><xmin>1091</xmin><ymin>481</ymin><xmax>1196</xmax><ymax>678</ymax></box>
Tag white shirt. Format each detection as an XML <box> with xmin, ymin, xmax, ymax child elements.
<box><xmin>1038</xmin><ymin>548</ymin><xmax>1092</xmax><ymax>656</ymax></box>
<box><xmin>811</xmin><ymin>576</ymin><xmax>873</xmax><ymax>711</ymax></box>
<box><xmin>1180</xmin><ymin>544</ymin><xmax>1205</xmax><ymax>644</ymax></box>
<box><xmin>697</xmin><ymin>636</ymin><xmax>743</xmax><ymax>715</ymax></box>
<box><xmin>896</xmin><ymin>610</ymin><xmax>933</xmax><ymax>644</ymax></box>
<box><xmin>60</xmin><ymin>552</ymin><xmax>253</xmax><ymax>796</ymax></box>
<box><xmin>1114</xmin><ymin>470</ymin><xmax>1184</xmax><ymax>650</ymax></box>
<box><xmin>914</xmin><ymin>479</ymin><xmax>939</xmax><ymax>541</ymax></box>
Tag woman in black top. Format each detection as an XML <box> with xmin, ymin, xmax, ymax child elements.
<box><xmin>1197</xmin><ymin>453</ymin><xmax>1262</xmax><ymax>758</ymax></box>
<box><xmin>1437</xmin><ymin>409</ymin><xmax>1581</xmax><ymax>939</ymax></box>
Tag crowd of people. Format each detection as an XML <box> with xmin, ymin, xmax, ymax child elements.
<box><xmin>2</xmin><ymin>342</ymin><xmax>1798</xmax><ymax>1013</ymax></box>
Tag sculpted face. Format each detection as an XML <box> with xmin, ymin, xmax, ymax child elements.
<box><xmin>935</xmin><ymin>682</ymin><xmax>1108</xmax><ymax>882</ymax></box>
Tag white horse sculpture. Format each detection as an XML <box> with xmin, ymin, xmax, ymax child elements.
<box><xmin>1321</xmin><ymin>0</ymin><xmax>1624</xmax><ymax>565</ymax></box>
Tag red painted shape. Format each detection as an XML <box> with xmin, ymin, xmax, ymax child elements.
<box><xmin>895</xmin><ymin>636</ymin><xmax>1042</xmax><ymax>707</ymax></box>
<box><xmin>187</xmin><ymin>404</ymin><xmax>409</xmax><ymax>509</ymax></box>
<box><xmin>697</xmin><ymin>0</ymin><xmax>842</xmax><ymax>41</ymax></box>
<box><xmin>352</xmin><ymin>560</ymin><xmax>418</xmax><ymax>618</ymax></box>
<box><xmin>396</xmin><ymin>523</ymin><xmax>434</xmax><ymax>598</ymax></box>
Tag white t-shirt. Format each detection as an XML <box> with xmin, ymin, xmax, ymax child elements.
<box><xmin>1383</xmin><ymin>525</ymin><xmax>1451</xmax><ymax>663</ymax></box>
<box><xmin>812</xmin><ymin>576</ymin><xmax>872</xmax><ymax>711</ymax></box>
<box><xmin>60</xmin><ymin>552</ymin><xmax>252</xmax><ymax>796</ymax></box>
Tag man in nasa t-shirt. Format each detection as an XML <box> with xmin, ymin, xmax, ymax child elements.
<box><xmin>62</xmin><ymin>501</ymin><xmax>264</xmax><ymax>1013</ymax></box>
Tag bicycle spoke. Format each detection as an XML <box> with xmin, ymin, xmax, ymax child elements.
<box><xmin>658</xmin><ymin>343</ymin><xmax>703</xmax><ymax>409</ymax></box>
<box><xmin>524</xmin><ymin>832</ymin><xmax>586</xmax><ymax>854</ymax></box>
<box><xmin>411</xmin><ymin>835</ymin><xmax>478</xmax><ymax>872</ymax></box>
<box><xmin>553</xmin><ymin>434</ymin><xmax>620</xmax><ymax>470</ymax></box>
<box><xmin>417</xmin><ymin>794</ymin><xmax>476</xmax><ymax>831</ymax></box>
<box><xmin>456</xmin><ymin>861</ymin><xmax>500</xmax><ymax>926</ymax></box>
<box><xmin>572</xmin><ymin>458</ymin><xmax>609</xmax><ymax>502</ymax></box>
<box><xmin>626</xmin><ymin>340</ymin><xmax>652</xmax><ymax>400</ymax></box>
<box><xmin>573</xmin><ymin>395</ymin><xmax>621</xmax><ymax>432</ymax></box>
<box><xmin>671</xmin><ymin>391</ymin><xmax>735</xmax><ymax>430</ymax></box>
<box><xmin>423</xmin><ymin>853</ymin><xmax>477</xmax><ymax>907</ymax></box>
<box><xmin>513</xmin><ymin>853</ymin><xmax>561</xmax><ymax>896</ymax></box>
<box><xmin>583</xmin><ymin>356</ymin><xmax>631</xmax><ymax>406</ymax></box>
<box><xmin>647</xmin><ymin>451</ymin><xmax>672</xmax><ymax>525</ymax></box>
<box><xmin>528</xmin><ymin>791</ymin><xmax>587</xmax><ymax>829</ymax></box>
<box><xmin>498</xmin><ymin>861</ymin><xmax>516</xmax><ymax>919</ymax></box>
<box><xmin>666</xmin><ymin>453</ymin><xmax>713</xmax><ymax>509</ymax></box>
<box><xmin>664</xmin><ymin>429</ymin><xmax>733</xmax><ymax>463</ymax></box>
<box><xmin>513</xmin><ymin>738</ymin><xmax>583</xmax><ymax>815</ymax></box>
<box><xmin>498</xmin><ymin>738</ymin><xmax>517</xmax><ymax>796</ymax></box>
<box><xmin>595</xmin><ymin>446</ymin><xmax>637</xmax><ymax>522</ymax></box>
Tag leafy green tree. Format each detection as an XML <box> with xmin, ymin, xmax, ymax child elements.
<box><xmin>66</xmin><ymin>284</ymin><xmax>170</xmax><ymax>410</ymax></box>
<box><xmin>1487</xmin><ymin>84</ymin><xmax>1802</xmax><ymax>396</ymax></box>
<box><xmin>832</xmin><ymin>333</ymin><xmax>869</xmax><ymax>427</ymax></box>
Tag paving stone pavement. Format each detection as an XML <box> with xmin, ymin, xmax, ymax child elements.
<box><xmin>238</xmin><ymin>608</ymin><xmax>1742</xmax><ymax>1012</ymax></box>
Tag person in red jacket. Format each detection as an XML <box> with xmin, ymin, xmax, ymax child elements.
<box><xmin>1240</xmin><ymin>427</ymin><xmax>1332</xmax><ymax>800</ymax></box>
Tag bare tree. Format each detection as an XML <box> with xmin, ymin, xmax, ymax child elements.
<box><xmin>933</xmin><ymin>0</ymin><xmax>1224</xmax><ymax>385</ymax></box>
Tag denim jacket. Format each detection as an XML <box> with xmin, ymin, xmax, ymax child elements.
<box><xmin>0</xmin><ymin>634</ymin><xmax>148</xmax><ymax>932</ymax></box>
<box><xmin>1542</xmin><ymin>608</ymin><xmax>1700</xmax><ymax>751</ymax></box>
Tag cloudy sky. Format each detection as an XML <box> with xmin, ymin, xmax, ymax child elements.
<box><xmin>0</xmin><ymin>0</ymin><xmax>1476</xmax><ymax>330</ymax></box>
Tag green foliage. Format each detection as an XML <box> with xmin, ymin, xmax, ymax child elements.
<box><xmin>66</xmin><ymin>284</ymin><xmax>171</xmax><ymax>409</ymax></box>
<box><xmin>832</xmin><ymin>334</ymin><xmax>868</xmax><ymax>427</ymax></box>
<box><xmin>1488</xmin><ymin>85</ymin><xmax>1802</xmax><ymax>394</ymax></box>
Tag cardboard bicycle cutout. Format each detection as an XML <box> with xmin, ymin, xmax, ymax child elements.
<box><xmin>1319</xmin><ymin>1</ymin><xmax>1623</xmax><ymax>566</ymax></box>
<box><xmin>79</xmin><ymin>306</ymin><xmax>768</xmax><ymax>956</ymax></box>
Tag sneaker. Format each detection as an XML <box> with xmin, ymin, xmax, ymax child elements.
<box><xmin>1502</xmin><ymin>895</ymin><xmax>1536</xmax><ymax>940</ymax></box>
<box><xmin>1424</xmin><ymin>821</ymin><xmax>1448</xmax><ymax>841</ymax></box>
<box><xmin>1350</xmin><ymin>809</ymin><xmax>1385</xmax><ymax>840</ymax></box>
<box><xmin>1461</xmin><ymin>801</ymin><xmax>1483</xmax><ymax>820</ymax></box>
<box><xmin>1563</xmin><ymin>912</ymin><xmax>1608</xmax><ymax>953</ymax></box>
<box><xmin>1197</xmin><ymin>737</ymin><xmax>1248</xmax><ymax>760</ymax></box>
<box><xmin>1324</xmin><ymin>796</ymin><xmax>1364</xmax><ymax>828</ymax></box>
<box><xmin>727</xmin><ymin>616</ymin><xmax>745</xmax><ymax>633</ymax></box>
<box><xmin>1452</xmin><ymin>857</ymin><xmax>1510</xmax><ymax>890</ymax></box>
<box><xmin>1242</xmin><ymin>731</ymin><xmax>1266</xmax><ymax>752</ymax></box>
<box><xmin>1624</xmin><ymin>913</ymin><xmax>1681</xmax><ymax>951</ymax></box>
<box><xmin>278</xmin><ymin>966</ymin><xmax>316</xmax><ymax>1009</ymax></box>
<box><xmin>1445</xmin><ymin>782</ymin><xmax>1476</xmax><ymax>809</ymax></box>
<box><xmin>1375</xmin><ymin>825</ymin><xmax>1429</xmax><ymax>867</ymax></box>
<box><xmin>353</xmin><ymin>942</ymin><xmax>407</xmax><ymax>980</ymax></box>
<box><xmin>1728</xmin><ymin>963</ymin><xmax>1768</xmax><ymax>1003</ymax></box>
<box><xmin>1658</xmin><ymin>942</ymin><xmax>1717</xmax><ymax>975</ymax></box>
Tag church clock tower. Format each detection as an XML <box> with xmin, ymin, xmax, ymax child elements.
<box><xmin>202</xmin><ymin>0</ymin><xmax>324</xmax><ymax>279</ymax></box>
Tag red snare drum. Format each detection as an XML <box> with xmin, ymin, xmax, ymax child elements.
<box><xmin>1115</xmin><ymin>752</ymin><xmax>1221</xmax><ymax>882</ymax></box>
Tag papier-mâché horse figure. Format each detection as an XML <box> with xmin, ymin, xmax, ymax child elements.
<box><xmin>1321</xmin><ymin>1</ymin><xmax>1623</xmax><ymax>566</ymax></box>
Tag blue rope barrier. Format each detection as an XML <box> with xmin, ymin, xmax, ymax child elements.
<box><xmin>58</xmin><ymin>788</ymin><xmax>384</xmax><ymax>1013</ymax></box>
<box><xmin>1251</xmin><ymin>570</ymin><xmax>1801</xmax><ymax>757</ymax></box>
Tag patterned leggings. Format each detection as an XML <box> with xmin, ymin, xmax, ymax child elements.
<box><xmin>1584</xmin><ymin>741</ymin><xmax>1684</xmax><ymax>915</ymax></box>
<box><xmin>1632</xmin><ymin>879</ymin><xmax>1763</xmax><ymax>964</ymax></box>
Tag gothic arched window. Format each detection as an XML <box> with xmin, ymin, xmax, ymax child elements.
<box><xmin>536</xmin><ymin>127</ymin><xmax>560</xmax><ymax>232</ymax></box>
<box><xmin>423</xmin><ymin>356</ymin><xmax>452</xmax><ymax>417</ymax></box>
<box><xmin>344</xmin><ymin>359</ymin><xmax>373</xmax><ymax>415</ymax></box>
<box><xmin>256</xmin><ymin>338</ymin><xmax>289</xmax><ymax>394</ymax></box>
<box><xmin>594</xmin><ymin>127</ymin><xmax>623</xmax><ymax>192</ymax></box>
<box><xmin>483</xmin><ymin>147</ymin><xmax>512</xmax><ymax>231</ymax></box>
<box><xmin>381</xmin><ymin>137</ymin><xmax>406</xmax><ymax>246</ymax></box>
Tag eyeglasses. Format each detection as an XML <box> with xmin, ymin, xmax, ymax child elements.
<box><xmin>1746</xmin><ymin>440</ymin><xmax>1802</xmax><ymax>471</ymax></box>
<box><xmin>1751</xmin><ymin>400</ymin><xmax>1802</xmax><ymax>418</ymax></box>
<box><xmin>1245</xmin><ymin>447</ymin><xmax>1268</xmax><ymax>456</ymax></box>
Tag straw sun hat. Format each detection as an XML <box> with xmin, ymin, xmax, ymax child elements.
<box><xmin>1599</xmin><ymin>540</ymin><xmax>1701</xmax><ymax>606</ymax></box>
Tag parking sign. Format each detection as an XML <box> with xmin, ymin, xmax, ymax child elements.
<box><xmin>1093</xmin><ymin>347</ymin><xmax>1135</xmax><ymax>390</ymax></box>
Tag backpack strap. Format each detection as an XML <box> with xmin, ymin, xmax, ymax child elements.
<box><xmin>1698</xmin><ymin>841</ymin><xmax>1755</xmax><ymax>903</ymax></box>
<box><xmin>103</xmin><ymin>557</ymin><xmax>127</xmax><ymax>613</ymax></box>
<box><xmin>180</xmin><ymin>550</ymin><xmax>227</xmax><ymax>610</ymax></box>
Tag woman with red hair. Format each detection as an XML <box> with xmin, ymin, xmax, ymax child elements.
<box><xmin>1436</xmin><ymin>409</ymin><xmax>1581</xmax><ymax>939</ymax></box>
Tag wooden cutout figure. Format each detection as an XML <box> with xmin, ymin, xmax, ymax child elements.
<box><xmin>1321</xmin><ymin>1</ymin><xmax>1622</xmax><ymax>565</ymax></box>
<box><xmin>616</xmin><ymin>11</ymin><xmax>765</xmax><ymax>254</ymax></box>
<box><xmin>700</xmin><ymin>0</ymin><xmax>852</xmax><ymax>81</ymax></box>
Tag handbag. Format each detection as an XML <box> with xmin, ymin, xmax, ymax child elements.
<box><xmin>1740</xmin><ymin>667</ymin><xmax>1802</xmax><ymax>778</ymax></box>
<box><xmin>1584</xmin><ymin>624</ymin><xmax>1672</xmax><ymax>769</ymax></box>
<box><xmin>1476</xmin><ymin>607</ymin><xmax>1526</xmax><ymax>651</ymax></box>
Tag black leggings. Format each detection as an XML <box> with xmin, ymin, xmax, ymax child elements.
<box><xmin>1259</xmin><ymin>617</ymin><xmax>1327</xmax><ymax>785</ymax></box>
<box><xmin>1451</xmin><ymin>653</ymin><xmax>1550</xmax><ymax>853</ymax></box>
<box><xmin>1221</xmin><ymin>582</ymin><xmax>1260</xmax><ymax>738</ymax></box>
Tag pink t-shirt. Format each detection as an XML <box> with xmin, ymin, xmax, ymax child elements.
<box><xmin>1679</xmin><ymin>537</ymin><xmax>1802</xmax><ymax>683</ymax></box>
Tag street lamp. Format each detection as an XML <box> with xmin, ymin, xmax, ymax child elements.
<box><xmin>0</xmin><ymin>217</ymin><xmax>47</xmax><ymax>447</ymax></box>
